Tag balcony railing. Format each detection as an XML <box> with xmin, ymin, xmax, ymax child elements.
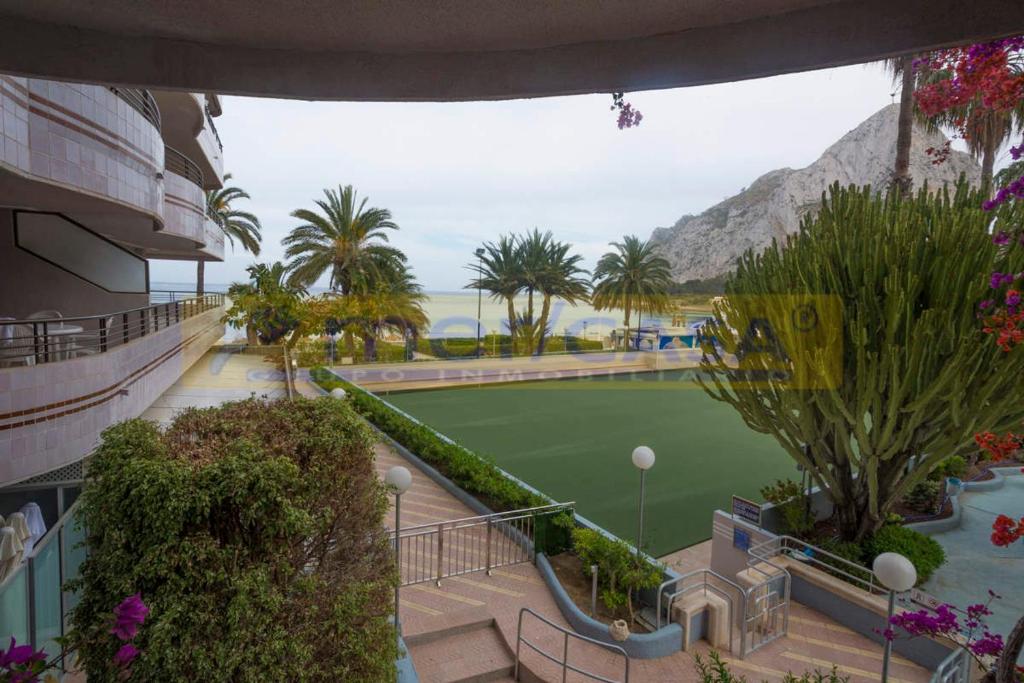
<box><xmin>0</xmin><ymin>293</ymin><xmax>223</xmax><ymax>367</ymax></box>
<box><xmin>164</xmin><ymin>145</ymin><xmax>204</xmax><ymax>188</ymax></box>
<box><xmin>204</xmin><ymin>104</ymin><xmax>223</xmax><ymax>151</ymax></box>
<box><xmin>108</xmin><ymin>87</ymin><xmax>161</xmax><ymax>131</ymax></box>
<box><xmin>0</xmin><ymin>500</ymin><xmax>85</xmax><ymax>669</ymax></box>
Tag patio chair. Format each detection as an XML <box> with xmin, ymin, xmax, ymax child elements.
<box><xmin>26</xmin><ymin>310</ymin><xmax>62</xmax><ymax>321</ymax></box>
<box><xmin>0</xmin><ymin>324</ymin><xmax>36</xmax><ymax>367</ymax></box>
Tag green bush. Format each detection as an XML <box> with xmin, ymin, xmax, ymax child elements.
<box><xmin>863</xmin><ymin>525</ymin><xmax>946</xmax><ymax>584</ymax></box>
<box><xmin>934</xmin><ymin>455</ymin><xmax>968</xmax><ymax>480</ymax></box>
<box><xmin>571</xmin><ymin>528</ymin><xmax>661</xmax><ymax>620</ymax></box>
<box><xmin>905</xmin><ymin>480</ymin><xmax>942</xmax><ymax>513</ymax></box>
<box><xmin>760</xmin><ymin>479</ymin><xmax>813</xmax><ymax>535</ymax></box>
<box><xmin>694</xmin><ymin>651</ymin><xmax>849</xmax><ymax>683</ymax></box>
<box><xmin>69</xmin><ymin>398</ymin><xmax>397</xmax><ymax>682</ymax></box>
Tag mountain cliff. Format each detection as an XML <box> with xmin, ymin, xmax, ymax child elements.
<box><xmin>650</xmin><ymin>104</ymin><xmax>981</xmax><ymax>282</ymax></box>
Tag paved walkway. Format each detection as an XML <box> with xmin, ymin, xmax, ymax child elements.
<box><xmin>330</xmin><ymin>351</ymin><xmax>701</xmax><ymax>392</ymax></box>
<box><xmin>141</xmin><ymin>347</ymin><xmax>288</xmax><ymax>426</ymax></box>
<box><xmin>374</xmin><ymin>441</ymin><xmax>931</xmax><ymax>682</ymax></box>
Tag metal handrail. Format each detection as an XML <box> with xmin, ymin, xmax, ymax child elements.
<box><xmin>164</xmin><ymin>145</ymin><xmax>204</xmax><ymax>188</ymax></box>
<box><xmin>654</xmin><ymin>569</ymin><xmax>745</xmax><ymax>630</ymax></box>
<box><xmin>0</xmin><ymin>294</ymin><xmax>224</xmax><ymax>366</ymax></box>
<box><xmin>515</xmin><ymin>607</ymin><xmax>629</xmax><ymax>683</ymax></box>
<box><xmin>748</xmin><ymin>535</ymin><xmax>880</xmax><ymax>594</ymax></box>
<box><xmin>204</xmin><ymin>104</ymin><xmax>223</xmax><ymax>150</ymax></box>
<box><xmin>665</xmin><ymin>582</ymin><xmax>736</xmax><ymax>656</ymax></box>
<box><xmin>108</xmin><ymin>87</ymin><xmax>161</xmax><ymax>130</ymax></box>
<box><xmin>930</xmin><ymin>647</ymin><xmax>970</xmax><ymax>683</ymax></box>
<box><xmin>394</xmin><ymin>502</ymin><xmax>574</xmax><ymax>536</ymax></box>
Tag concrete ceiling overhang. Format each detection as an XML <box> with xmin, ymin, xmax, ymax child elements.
<box><xmin>0</xmin><ymin>0</ymin><xmax>1022</xmax><ymax>101</ymax></box>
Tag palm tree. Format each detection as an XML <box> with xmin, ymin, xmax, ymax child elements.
<box><xmin>282</xmin><ymin>184</ymin><xmax>405</xmax><ymax>292</ymax></box>
<box><xmin>467</xmin><ymin>235</ymin><xmax>523</xmax><ymax>348</ymax></box>
<box><xmin>886</xmin><ymin>55</ymin><xmax>919</xmax><ymax>197</ymax></box>
<box><xmin>203</xmin><ymin>173</ymin><xmax>262</xmax><ymax>295</ymax></box>
<box><xmin>516</xmin><ymin>229</ymin><xmax>555</xmax><ymax>333</ymax></box>
<box><xmin>225</xmin><ymin>262</ymin><xmax>305</xmax><ymax>345</ymax></box>
<box><xmin>592</xmin><ymin>236</ymin><xmax>673</xmax><ymax>346</ymax></box>
<box><xmin>534</xmin><ymin>240</ymin><xmax>590</xmax><ymax>355</ymax></box>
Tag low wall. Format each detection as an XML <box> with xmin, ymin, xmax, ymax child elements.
<box><xmin>535</xmin><ymin>553</ymin><xmax>684</xmax><ymax>659</ymax></box>
<box><xmin>907</xmin><ymin>467</ymin><xmax>1022</xmax><ymax>535</ymax></box>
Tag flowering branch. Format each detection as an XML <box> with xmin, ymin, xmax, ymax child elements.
<box><xmin>610</xmin><ymin>93</ymin><xmax>643</xmax><ymax>129</ymax></box>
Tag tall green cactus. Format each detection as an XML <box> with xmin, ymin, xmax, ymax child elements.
<box><xmin>700</xmin><ymin>182</ymin><xmax>1024</xmax><ymax>542</ymax></box>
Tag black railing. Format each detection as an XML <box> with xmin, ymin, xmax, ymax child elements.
<box><xmin>164</xmin><ymin>145</ymin><xmax>204</xmax><ymax>188</ymax></box>
<box><xmin>0</xmin><ymin>294</ymin><xmax>223</xmax><ymax>367</ymax></box>
<box><xmin>204</xmin><ymin>105</ymin><xmax>223</xmax><ymax>151</ymax></box>
<box><xmin>108</xmin><ymin>87</ymin><xmax>161</xmax><ymax>131</ymax></box>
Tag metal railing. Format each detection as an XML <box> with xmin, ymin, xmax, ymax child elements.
<box><xmin>0</xmin><ymin>294</ymin><xmax>224</xmax><ymax>367</ymax></box>
<box><xmin>204</xmin><ymin>104</ymin><xmax>223</xmax><ymax>150</ymax></box>
<box><xmin>747</xmin><ymin>535</ymin><xmax>881</xmax><ymax>595</ymax></box>
<box><xmin>655</xmin><ymin>569</ymin><xmax>744</xmax><ymax>655</ymax></box>
<box><xmin>515</xmin><ymin>607</ymin><xmax>629</xmax><ymax>683</ymax></box>
<box><xmin>741</xmin><ymin>559</ymin><xmax>791</xmax><ymax>655</ymax></box>
<box><xmin>149</xmin><ymin>289</ymin><xmax>200</xmax><ymax>303</ymax></box>
<box><xmin>108</xmin><ymin>87</ymin><xmax>161</xmax><ymax>131</ymax></box>
<box><xmin>930</xmin><ymin>647</ymin><xmax>970</xmax><ymax>683</ymax></box>
<box><xmin>164</xmin><ymin>145</ymin><xmax>204</xmax><ymax>188</ymax></box>
<box><xmin>392</xmin><ymin>503</ymin><xmax>572</xmax><ymax>587</ymax></box>
<box><xmin>0</xmin><ymin>500</ymin><xmax>85</xmax><ymax>673</ymax></box>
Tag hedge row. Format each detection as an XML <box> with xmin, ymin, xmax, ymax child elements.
<box><xmin>309</xmin><ymin>367</ymin><xmax>550</xmax><ymax>514</ymax></box>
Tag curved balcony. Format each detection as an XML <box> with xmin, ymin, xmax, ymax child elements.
<box><xmin>161</xmin><ymin>145</ymin><xmax>206</xmax><ymax>245</ymax></box>
<box><xmin>199</xmin><ymin>216</ymin><xmax>226</xmax><ymax>261</ymax></box>
<box><xmin>0</xmin><ymin>296</ymin><xmax>225</xmax><ymax>485</ymax></box>
<box><xmin>150</xmin><ymin>91</ymin><xmax>223</xmax><ymax>189</ymax></box>
<box><xmin>0</xmin><ymin>76</ymin><xmax>164</xmax><ymax>219</ymax></box>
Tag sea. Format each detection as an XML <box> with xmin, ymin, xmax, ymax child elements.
<box><xmin>152</xmin><ymin>282</ymin><xmax>709</xmax><ymax>340</ymax></box>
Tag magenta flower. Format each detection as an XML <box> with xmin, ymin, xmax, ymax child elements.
<box><xmin>1006</xmin><ymin>290</ymin><xmax>1021</xmax><ymax>308</ymax></box>
<box><xmin>969</xmin><ymin>632</ymin><xmax>1004</xmax><ymax>657</ymax></box>
<box><xmin>993</xmin><ymin>231</ymin><xmax>1011</xmax><ymax>246</ymax></box>
<box><xmin>0</xmin><ymin>637</ymin><xmax>45</xmax><ymax>668</ymax></box>
<box><xmin>113</xmin><ymin>643</ymin><xmax>140</xmax><ymax>667</ymax></box>
<box><xmin>110</xmin><ymin>593</ymin><xmax>149</xmax><ymax>641</ymax></box>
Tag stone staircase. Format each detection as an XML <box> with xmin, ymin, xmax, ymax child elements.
<box><xmin>403</xmin><ymin>606</ymin><xmax>517</xmax><ymax>682</ymax></box>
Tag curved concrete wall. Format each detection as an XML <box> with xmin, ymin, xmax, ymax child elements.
<box><xmin>162</xmin><ymin>169</ymin><xmax>205</xmax><ymax>244</ymax></box>
<box><xmin>0</xmin><ymin>76</ymin><xmax>163</xmax><ymax>218</ymax></box>
<box><xmin>0</xmin><ymin>306</ymin><xmax>224</xmax><ymax>485</ymax></box>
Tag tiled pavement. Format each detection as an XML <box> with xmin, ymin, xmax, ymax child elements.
<box><xmin>140</xmin><ymin>347</ymin><xmax>288</xmax><ymax>426</ymax></box>
<box><xmin>375</xmin><ymin>441</ymin><xmax>931</xmax><ymax>682</ymax></box>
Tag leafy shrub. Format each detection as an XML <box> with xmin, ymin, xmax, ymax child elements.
<box><xmin>935</xmin><ymin>455</ymin><xmax>968</xmax><ymax>480</ymax></box>
<box><xmin>905</xmin><ymin>480</ymin><xmax>942</xmax><ymax>513</ymax></box>
<box><xmin>571</xmin><ymin>528</ymin><xmax>661</xmax><ymax>621</ymax></box>
<box><xmin>815</xmin><ymin>538</ymin><xmax>872</xmax><ymax>586</ymax></box>
<box><xmin>863</xmin><ymin>525</ymin><xmax>946</xmax><ymax>584</ymax></box>
<box><xmin>694</xmin><ymin>651</ymin><xmax>848</xmax><ymax>683</ymax></box>
<box><xmin>69</xmin><ymin>398</ymin><xmax>397</xmax><ymax>682</ymax></box>
<box><xmin>760</xmin><ymin>479</ymin><xmax>813</xmax><ymax>535</ymax></box>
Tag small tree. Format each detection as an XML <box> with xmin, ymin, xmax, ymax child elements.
<box><xmin>700</xmin><ymin>182</ymin><xmax>1024</xmax><ymax>542</ymax></box>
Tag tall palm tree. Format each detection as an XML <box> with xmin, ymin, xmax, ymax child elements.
<box><xmin>203</xmin><ymin>173</ymin><xmax>262</xmax><ymax>295</ymax></box>
<box><xmin>886</xmin><ymin>55</ymin><xmax>919</xmax><ymax>197</ymax></box>
<box><xmin>592</xmin><ymin>236</ymin><xmax>673</xmax><ymax>345</ymax></box>
<box><xmin>516</xmin><ymin>229</ymin><xmax>556</xmax><ymax>332</ymax></box>
<box><xmin>534</xmin><ymin>240</ymin><xmax>590</xmax><ymax>355</ymax></box>
<box><xmin>467</xmin><ymin>235</ymin><xmax>523</xmax><ymax>345</ymax></box>
<box><xmin>283</xmin><ymin>184</ymin><xmax>405</xmax><ymax>292</ymax></box>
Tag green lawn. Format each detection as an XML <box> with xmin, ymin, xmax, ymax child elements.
<box><xmin>383</xmin><ymin>371</ymin><xmax>797</xmax><ymax>557</ymax></box>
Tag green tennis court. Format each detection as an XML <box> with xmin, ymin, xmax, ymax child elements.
<box><xmin>382</xmin><ymin>371</ymin><xmax>797</xmax><ymax>557</ymax></box>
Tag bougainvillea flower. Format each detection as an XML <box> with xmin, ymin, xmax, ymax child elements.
<box><xmin>110</xmin><ymin>593</ymin><xmax>149</xmax><ymax>641</ymax></box>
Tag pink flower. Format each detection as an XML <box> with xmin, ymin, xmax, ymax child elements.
<box><xmin>113</xmin><ymin>643</ymin><xmax>140</xmax><ymax>667</ymax></box>
<box><xmin>110</xmin><ymin>593</ymin><xmax>149</xmax><ymax>641</ymax></box>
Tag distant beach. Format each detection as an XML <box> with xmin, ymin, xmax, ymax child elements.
<box><xmin>152</xmin><ymin>283</ymin><xmax>710</xmax><ymax>340</ymax></box>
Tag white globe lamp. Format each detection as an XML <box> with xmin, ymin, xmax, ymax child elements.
<box><xmin>631</xmin><ymin>446</ymin><xmax>656</xmax><ymax>470</ymax></box>
<box><xmin>385</xmin><ymin>465</ymin><xmax>412</xmax><ymax>494</ymax></box>
<box><xmin>873</xmin><ymin>552</ymin><xmax>916</xmax><ymax>683</ymax></box>
<box><xmin>386</xmin><ymin>464</ymin><xmax>413</xmax><ymax>640</ymax></box>
<box><xmin>330</xmin><ymin>387</ymin><xmax>347</xmax><ymax>400</ymax></box>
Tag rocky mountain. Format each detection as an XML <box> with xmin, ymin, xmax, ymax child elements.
<box><xmin>650</xmin><ymin>104</ymin><xmax>981</xmax><ymax>282</ymax></box>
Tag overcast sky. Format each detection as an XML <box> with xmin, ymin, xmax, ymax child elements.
<box><xmin>151</xmin><ymin>63</ymin><xmax>909</xmax><ymax>291</ymax></box>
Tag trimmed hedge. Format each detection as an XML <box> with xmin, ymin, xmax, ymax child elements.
<box><xmin>863</xmin><ymin>524</ymin><xmax>946</xmax><ymax>585</ymax></box>
<box><xmin>310</xmin><ymin>369</ymin><xmax>548</xmax><ymax>509</ymax></box>
<box><xmin>69</xmin><ymin>398</ymin><xmax>398</xmax><ymax>682</ymax></box>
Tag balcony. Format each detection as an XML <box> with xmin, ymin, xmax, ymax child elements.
<box><xmin>0</xmin><ymin>76</ymin><xmax>164</xmax><ymax>219</ymax></box>
<box><xmin>150</xmin><ymin>91</ymin><xmax>223</xmax><ymax>189</ymax></box>
<box><xmin>161</xmin><ymin>145</ymin><xmax>206</xmax><ymax>244</ymax></box>
<box><xmin>0</xmin><ymin>294</ymin><xmax>225</xmax><ymax>485</ymax></box>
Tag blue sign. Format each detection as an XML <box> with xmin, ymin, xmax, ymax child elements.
<box><xmin>731</xmin><ymin>495</ymin><xmax>762</xmax><ymax>526</ymax></box>
<box><xmin>733</xmin><ymin>527</ymin><xmax>751</xmax><ymax>550</ymax></box>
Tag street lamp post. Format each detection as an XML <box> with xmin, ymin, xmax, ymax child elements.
<box><xmin>872</xmin><ymin>552</ymin><xmax>917</xmax><ymax>682</ymax></box>
<box><xmin>631</xmin><ymin>446</ymin><xmax>656</xmax><ymax>559</ymax></box>
<box><xmin>385</xmin><ymin>465</ymin><xmax>413</xmax><ymax>639</ymax></box>
<box><xmin>475</xmin><ymin>247</ymin><xmax>485</xmax><ymax>358</ymax></box>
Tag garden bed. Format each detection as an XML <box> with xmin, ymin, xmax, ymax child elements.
<box><xmin>546</xmin><ymin>552</ymin><xmax>645</xmax><ymax>628</ymax></box>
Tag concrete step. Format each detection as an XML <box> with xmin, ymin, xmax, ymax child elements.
<box><xmin>406</xmin><ymin>614</ymin><xmax>515</xmax><ymax>683</ymax></box>
<box><xmin>403</xmin><ymin>605</ymin><xmax>494</xmax><ymax>646</ymax></box>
